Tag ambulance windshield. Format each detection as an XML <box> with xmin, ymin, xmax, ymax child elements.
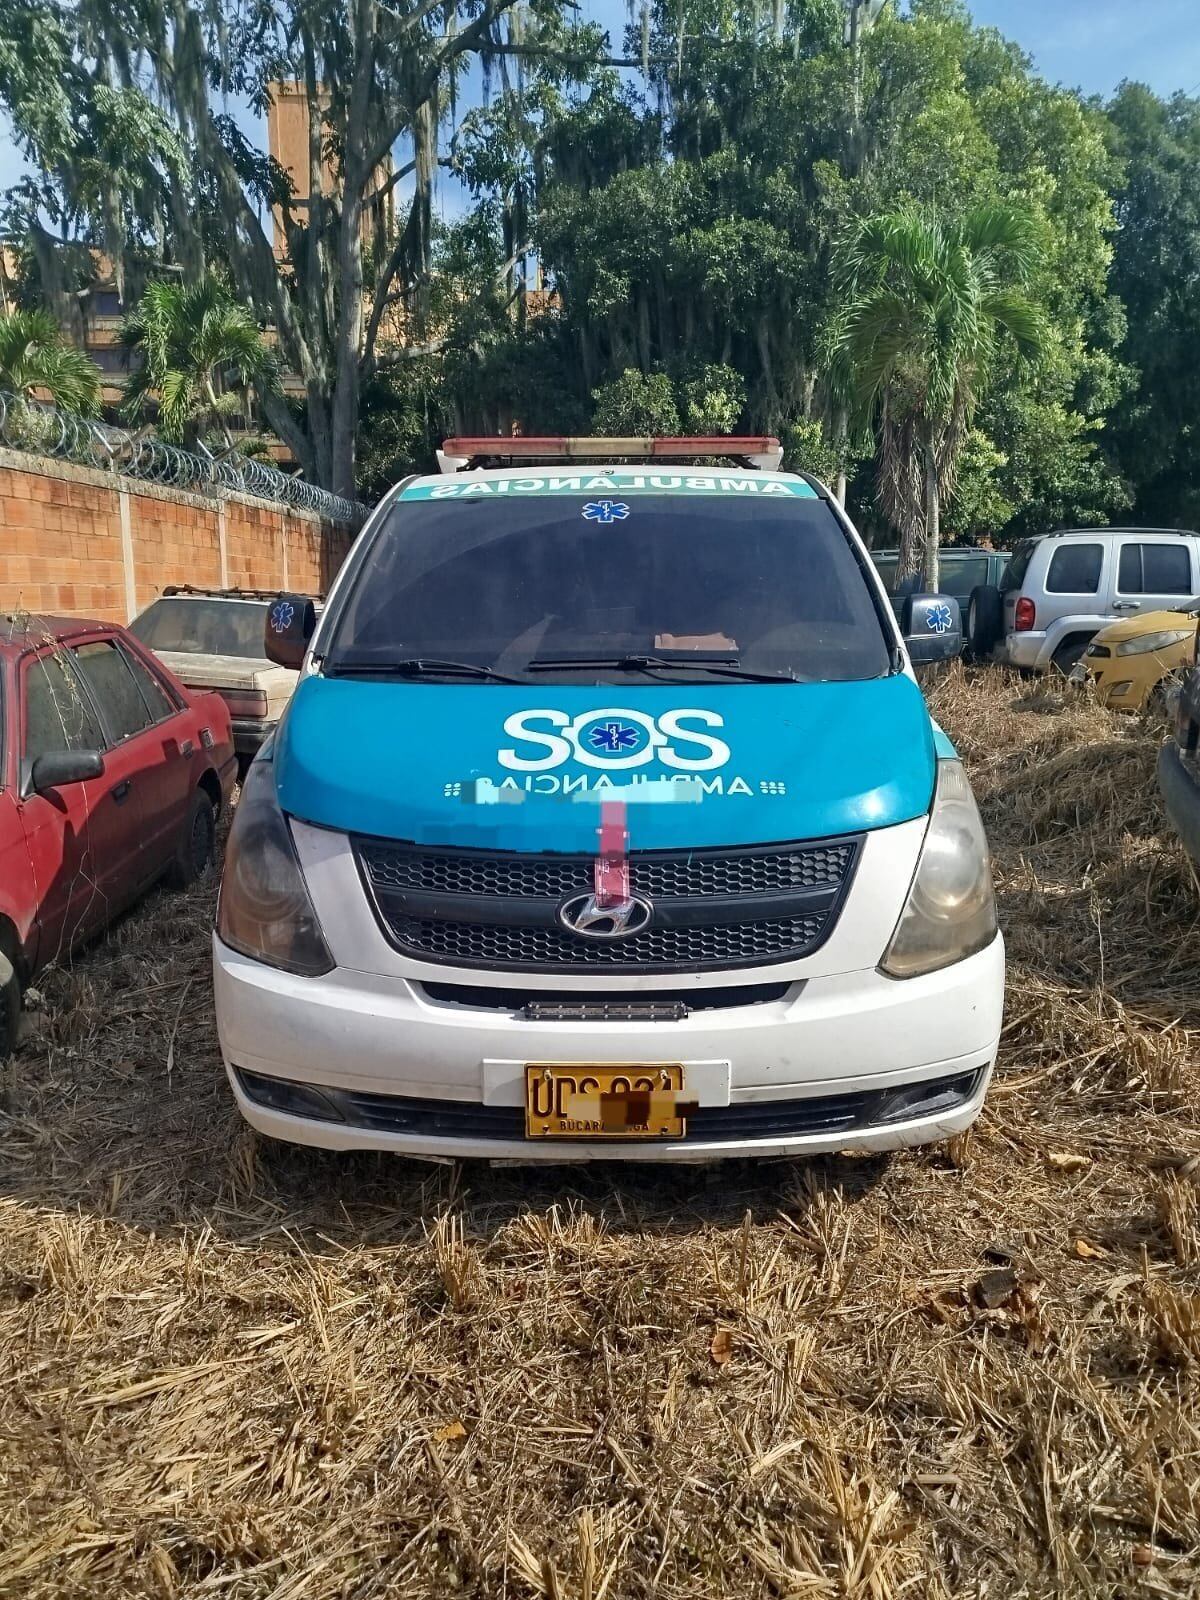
<box><xmin>323</xmin><ymin>491</ymin><xmax>892</xmax><ymax>685</ymax></box>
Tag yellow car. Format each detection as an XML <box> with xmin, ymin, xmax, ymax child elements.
<box><xmin>1073</xmin><ymin>608</ymin><xmax>1199</xmax><ymax>710</ymax></box>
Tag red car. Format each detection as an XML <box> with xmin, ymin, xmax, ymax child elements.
<box><xmin>0</xmin><ymin>614</ymin><xmax>237</xmax><ymax>1053</ymax></box>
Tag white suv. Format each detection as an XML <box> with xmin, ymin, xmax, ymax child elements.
<box><xmin>967</xmin><ymin>528</ymin><xmax>1200</xmax><ymax>674</ymax></box>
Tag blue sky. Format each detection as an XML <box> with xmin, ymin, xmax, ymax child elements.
<box><xmin>964</xmin><ymin>0</ymin><xmax>1200</xmax><ymax>98</ymax></box>
<box><xmin>3</xmin><ymin>2</ymin><xmax>1199</xmax><ymax>217</ymax></box>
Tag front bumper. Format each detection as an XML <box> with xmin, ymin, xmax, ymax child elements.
<box><xmin>1071</xmin><ymin>663</ymin><xmax>1144</xmax><ymax>709</ymax></box>
<box><xmin>213</xmin><ymin>932</ymin><xmax>1004</xmax><ymax>1162</ymax></box>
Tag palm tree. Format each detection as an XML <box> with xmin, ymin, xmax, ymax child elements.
<box><xmin>120</xmin><ymin>276</ymin><xmax>279</xmax><ymax>451</ymax></box>
<box><xmin>829</xmin><ymin>206</ymin><xmax>1045</xmax><ymax>590</ymax></box>
<box><xmin>0</xmin><ymin>309</ymin><xmax>102</xmax><ymax>415</ymax></box>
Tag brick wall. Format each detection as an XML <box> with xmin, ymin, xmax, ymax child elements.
<box><xmin>0</xmin><ymin>450</ymin><xmax>356</xmax><ymax>622</ymax></box>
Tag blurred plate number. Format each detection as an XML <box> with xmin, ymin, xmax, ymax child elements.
<box><xmin>524</xmin><ymin>1064</ymin><xmax>690</xmax><ymax>1139</ymax></box>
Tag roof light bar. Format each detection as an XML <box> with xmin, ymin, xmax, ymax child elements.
<box><xmin>436</xmin><ymin>435</ymin><xmax>784</xmax><ymax>474</ymax></box>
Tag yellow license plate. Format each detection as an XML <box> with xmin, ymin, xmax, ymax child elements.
<box><xmin>524</xmin><ymin>1063</ymin><xmax>692</xmax><ymax>1139</ymax></box>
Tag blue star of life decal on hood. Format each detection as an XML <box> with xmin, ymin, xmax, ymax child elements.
<box><xmin>582</xmin><ymin>499</ymin><xmax>630</xmax><ymax>524</ymax></box>
<box><xmin>589</xmin><ymin>720</ymin><xmax>642</xmax><ymax>753</ymax></box>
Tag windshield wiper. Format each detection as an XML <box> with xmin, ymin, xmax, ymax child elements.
<box><xmin>327</xmin><ymin>657</ymin><xmax>522</xmax><ymax>683</ymax></box>
<box><xmin>527</xmin><ymin>654</ymin><xmax>801</xmax><ymax>684</ymax></box>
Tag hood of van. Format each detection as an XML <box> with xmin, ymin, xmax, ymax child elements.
<box><xmin>274</xmin><ymin>674</ymin><xmax>937</xmax><ymax>851</ymax></box>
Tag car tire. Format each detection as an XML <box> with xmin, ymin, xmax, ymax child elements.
<box><xmin>967</xmin><ymin>585</ymin><xmax>1003</xmax><ymax>655</ymax></box>
<box><xmin>169</xmin><ymin>789</ymin><xmax>217</xmax><ymax>889</ymax></box>
<box><xmin>0</xmin><ymin>947</ymin><xmax>21</xmax><ymax>1059</ymax></box>
<box><xmin>1051</xmin><ymin>637</ymin><xmax>1090</xmax><ymax>676</ymax></box>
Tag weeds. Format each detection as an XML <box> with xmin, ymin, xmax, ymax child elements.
<box><xmin>0</xmin><ymin>667</ymin><xmax>1197</xmax><ymax>1597</ymax></box>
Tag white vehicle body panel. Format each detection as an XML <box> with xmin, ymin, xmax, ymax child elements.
<box><xmin>214</xmin><ymin>815</ymin><xmax>1004</xmax><ymax>1161</ymax></box>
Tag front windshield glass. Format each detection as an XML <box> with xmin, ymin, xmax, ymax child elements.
<box><xmin>130</xmin><ymin>598</ymin><xmax>271</xmax><ymax>658</ymax></box>
<box><xmin>325</xmin><ymin>492</ymin><xmax>892</xmax><ymax>683</ymax></box>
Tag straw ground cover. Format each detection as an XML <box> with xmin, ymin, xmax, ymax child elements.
<box><xmin>1</xmin><ymin>667</ymin><xmax>1198</xmax><ymax>1598</ymax></box>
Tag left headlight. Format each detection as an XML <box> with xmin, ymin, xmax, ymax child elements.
<box><xmin>1115</xmin><ymin>628</ymin><xmax>1194</xmax><ymax>658</ymax></box>
<box><xmin>217</xmin><ymin>758</ymin><xmax>334</xmax><ymax>976</ymax></box>
<box><xmin>880</xmin><ymin>759</ymin><xmax>997</xmax><ymax>979</ymax></box>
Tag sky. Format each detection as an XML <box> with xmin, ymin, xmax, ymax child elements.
<box><xmin>2</xmin><ymin>1</ymin><xmax>1199</xmax><ymax>224</ymax></box>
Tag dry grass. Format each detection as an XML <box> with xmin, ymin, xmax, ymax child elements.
<box><xmin>2</xmin><ymin>667</ymin><xmax>1199</xmax><ymax>1598</ymax></box>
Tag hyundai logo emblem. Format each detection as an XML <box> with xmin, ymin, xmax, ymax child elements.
<box><xmin>557</xmin><ymin>892</ymin><xmax>653</xmax><ymax>940</ymax></box>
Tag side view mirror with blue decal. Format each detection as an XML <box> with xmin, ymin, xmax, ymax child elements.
<box><xmin>902</xmin><ymin>594</ymin><xmax>963</xmax><ymax>664</ymax></box>
<box><xmin>264</xmin><ymin>593</ymin><xmax>318</xmax><ymax>670</ymax></box>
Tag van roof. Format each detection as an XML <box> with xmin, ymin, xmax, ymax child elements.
<box><xmin>1040</xmin><ymin>527</ymin><xmax>1200</xmax><ymax>539</ymax></box>
<box><xmin>402</xmin><ymin>462</ymin><xmax>818</xmax><ymax>495</ymax></box>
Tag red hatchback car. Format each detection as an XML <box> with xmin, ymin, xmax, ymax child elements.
<box><xmin>0</xmin><ymin>614</ymin><xmax>237</xmax><ymax>1053</ymax></box>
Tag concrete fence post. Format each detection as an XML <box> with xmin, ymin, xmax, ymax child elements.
<box><xmin>118</xmin><ymin>488</ymin><xmax>137</xmax><ymax>622</ymax></box>
<box><xmin>218</xmin><ymin>500</ymin><xmax>229</xmax><ymax>589</ymax></box>
<box><xmin>280</xmin><ymin>515</ymin><xmax>290</xmax><ymax>590</ymax></box>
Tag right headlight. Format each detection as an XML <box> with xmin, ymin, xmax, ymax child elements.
<box><xmin>1114</xmin><ymin>628</ymin><xmax>1194</xmax><ymax>658</ymax></box>
<box><xmin>880</xmin><ymin>759</ymin><xmax>997</xmax><ymax>979</ymax></box>
<box><xmin>217</xmin><ymin>757</ymin><xmax>334</xmax><ymax>976</ymax></box>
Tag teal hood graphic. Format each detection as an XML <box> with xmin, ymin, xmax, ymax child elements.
<box><xmin>274</xmin><ymin>675</ymin><xmax>939</xmax><ymax>850</ymax></box>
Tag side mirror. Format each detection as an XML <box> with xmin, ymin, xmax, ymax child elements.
<box><xmin>28</xmin><ymin>749</ymin><xmax>105</xmax><ymax>795</ymax></box>
<box><xmin>903</xmin><ymin>593</ymin><xmax>963</xmax><ymax>664</ymax></box>
<box><xmin>264</xmin><ymin>593</ymin><xmax>317</xmax><ymax>670</ymax></box>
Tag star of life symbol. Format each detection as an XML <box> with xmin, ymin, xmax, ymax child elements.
<box><xmin>927</xmin><ymin>602</ymin><xmax>954</xmax><ymax>635</ymax></box>
<box><xmin>269</xmin><ymin>600</ymin><xmax>295</xmax><ymax>634</ymax></box>
<box><xmin>589</xmin><ymin>720</ymin><xmax>641</xmax><ymax>754</ymax></box>
<box><xmin>582</xmin><ymin>499</ymin><xmax>630</xmax><ymax>524</ymax></box>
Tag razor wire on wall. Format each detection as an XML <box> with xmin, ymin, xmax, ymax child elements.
<box><xmin>0</xmin><ymin>392</ymin><xmax>365</xmax><ymax>526</ymax></box>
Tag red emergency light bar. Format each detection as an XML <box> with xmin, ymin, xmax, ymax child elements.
<box><xmin>436</xmin><ymin>435</ymin><xmax>784</xmax><ymax>473</ymax></box>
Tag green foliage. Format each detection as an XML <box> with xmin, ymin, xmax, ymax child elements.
<box><xmin>781</xmin><ymin>418</ymin><xmax>846</xmax><ymax>487</ymax></box>
<box><xmin>829</xmin><ymin>204</ymin><xmax>1045</xmax><ymax>580</ymax></box>
<box><xmin>0</xmin><ymin>307</ymin><xmax>101</xmax><ymax>414</ymax></box>
<box><xmin>1104</xmin><ymin>84</ymin><xmax>1200</xmax><ymax>527</ymax></box>
<box><xmin>591</xmin><ymin>369</ymin><xmax>679</xmax><ymax>434</ymax></box>
<box><xmin>120</xmin><ymin>276</ymin><xmax>277</xmax><ymax>449</ymax></box>
<box><xmin>0</xmin><ymin>0</ymin><xmax>1191</xmax><ymax>526</ymax></box>
<box><xmin>355</xmin><ymin>359</ymin><xmax>448</xmax><ymax>503</ymax></box>
<box><xmin>677</xmin><ymin>363</ymin><xmax>747</xmax><ymax>434</ymax></box>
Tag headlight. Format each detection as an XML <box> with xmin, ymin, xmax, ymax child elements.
<box><xmin>880</xmin><ymin>760</ymin><xmax>997</xmax><ymax>979</ymax></box>
<box><xmin>217</xmin><ymin>758</ymin><xmax>334</xmax><ymax>975</ymax></box>
<box><xmin>1115</xmin><ymin>629</ymin><xmax>1193</xmax><ymax>658</ymax></box>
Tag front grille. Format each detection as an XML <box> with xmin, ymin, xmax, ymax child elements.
<box><xmin>419</xmin><ymin>981</ymin><xmax>793</xmax><ymax>1015</ymax></box>
<box><xmin>394</xmin><ymin>914</ymin><xmax>825</xmax><ymax>969</ymax></box>
<box><xmin>354</xmin><ymin>835</ymin><xmax>861</xmax><ymax>974</ymax></box>
<box><xmin>236</xmin><ymin>1068</ymin><xmax>985</xmax><ymax>1144</ymax></box>
<box><xmin>359</xmin><ymin>841</ymin><xmax>855</xmax><ymax>899</ymax></box>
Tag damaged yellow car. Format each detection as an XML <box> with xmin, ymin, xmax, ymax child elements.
<box><xmin>1071</xmin><ymin>607</ymin><xmax>1199</xmax><ymax>711</ymax></box>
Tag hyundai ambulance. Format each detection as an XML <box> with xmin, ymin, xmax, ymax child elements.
<box><xmin>213</xmin><ymin>438</ymin><xmax>1003</xmax><ymax>1162</ymax></box>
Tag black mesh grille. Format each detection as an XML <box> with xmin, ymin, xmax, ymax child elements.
<box><xmin>391</xmin><ymin>914</ymin><xmax>826</xmax><ymax>969</ymax></box>
<box><xmin>354</xmin><ymin>834</ymin><xmax>861</xmax><ymax>973</ymax></box>
<box><xmin>358</xmin><ymin>841</ymin><xmax>855</xmax><ymax>899</ymax></box>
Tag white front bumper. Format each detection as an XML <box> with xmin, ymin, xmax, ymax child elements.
<box><xmin>213</xmin><ymin>932</ymin><xmax>1004</xmax><ymax>1162</ymax></box>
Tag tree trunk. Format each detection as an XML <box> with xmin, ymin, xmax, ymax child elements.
<box><xmin>923</xmin><ymin>441</ymin><xmax>941</xmax><ymax>593</ymax></box>
<box><xmin>833</xmin><ymin>405</ymin><xmax>847</xmax><ymax>505</ymax></box>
